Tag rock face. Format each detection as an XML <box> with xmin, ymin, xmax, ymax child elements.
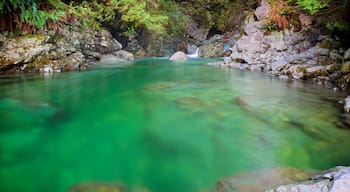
<box><xmin>218</xmin><ymin>1</ymin><xmax>350</xmax><ymax>91</ymax></box>
<box><xmin>0</xmin><ymin>22</ymin><xmax>130</xmax><ymax>74</ymax></box>
<box><xmin>268</xmin><ymin>166</ymin><xmax>350</xmax><ymax>192</ymax></box>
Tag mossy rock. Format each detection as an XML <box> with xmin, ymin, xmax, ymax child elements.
<box><xmin>341</xmin><ymin>61</ymin><xmax>350</xmax><ymax>74</ymax></box>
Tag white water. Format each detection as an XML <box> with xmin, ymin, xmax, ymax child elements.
<box><xmin>187</xmin><ymin>48</ymin><xmax>200</xmax><ymax>58</ymax></box>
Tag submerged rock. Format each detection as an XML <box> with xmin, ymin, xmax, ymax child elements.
<box><xmin>68</xmin><ymin>182</ymin><xmax>127</xmax><ymax>192</ymax></box>
<box><xmin>169</xmin><ymin>51</ymin><xmax>188</xmax><ymax>62</ymax></box>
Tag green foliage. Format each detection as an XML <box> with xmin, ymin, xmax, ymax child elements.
<box><xmin>289</xmin><ymin>0</ymin><xmax>330</xmax><ymax>14</ymax></box>
<box><xmin>19</xmin><ymin>2</ymin><xmax>64</xmax><ymax>30</ymax></box>
<box><xmin>0</xmin><ymin>0</ymin><xmax>66</xmax><ymax>33</ymax></box>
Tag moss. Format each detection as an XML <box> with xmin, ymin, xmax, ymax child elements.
<box><xmin>296</xmin><ymin>66</ymin><xmax>307</xmax><ymax>73</ymax></box>
<box><xmin>341</xmin><ymin>61</ymin><xmax>350</xmax><ymax>74</ymax></box>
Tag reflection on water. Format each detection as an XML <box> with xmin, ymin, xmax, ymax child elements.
<box><xmin>0</xmin><ymin>58</ymin><xmax>349</xmax><ymax>192</ymax></box>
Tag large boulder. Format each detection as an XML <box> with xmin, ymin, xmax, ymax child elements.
<box><xmin>169</xmin><ymin>51</ymin><xmax>187</xmax><ymax>62</ymax></box>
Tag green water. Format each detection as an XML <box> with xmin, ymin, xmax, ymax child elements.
<box><xmin>0</xmin><ymin>58</ymin><xmax>350</xmax><ymax>192</ymax></box>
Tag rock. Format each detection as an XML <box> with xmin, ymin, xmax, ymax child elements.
<box><xmin>169</xmin><ymin>51</ymin><xmax>188</xmax><ymax>62</ymax></box>
<box><xmin>199</xmin><ymin>42</ymin><xmax>224</xmax><ymax>57</ymax></box>
<box><xmin>187</xmin><ymin>19</ymin><xmax>209</xmax><ymax>42</ymax></box>
<box><xmin>113</xmin><ymin>50</ymin><xmax>134</xmax><ymax>61</ymax></box>
<box><xmin>254</xmin><ymin>5</ymin><xmax>270</xmax><ymax>21</ymax></box>
<box><xmin>269</xmin><ymin>166</ymin><xmax>350</xmax><ymax>192</ymax></box>
<box><xmin>345</xmin><ymin>96</ymin><xmax>350</xmax><ymax>113</ymax></box>
<box><xmin>68</xmin><ymin>181</ymin><xmax>127</xmax><ymax>192</ymax></box>
<box><xmin>216</xmin><ymin>167</ymin><xmax>315</xmax><ymax>192</ymax></box>
<box><xmin>299</xmin><ymin>13</ymin><xmax>313</xmax><ymax>27</ymax></box>
<box><xmin>341</xmin><ymin>61</ymin><xmax>350</xmax><ymax>74</ymax></box>
<box><xmin>304</xmin><ymin>66</ymin><xmax>328</xmax><ymax>79</ymax></box>
<box><xmin>0</xmin><ymin>36</ymin><xmax>52</xmax><ymax>68</ymax></box>
<box><xmin>271</xmin><ymin>59</ymin><xmax>289</xmax><ymax>71</ymax></box>
<box><xmin>97</xmin><ymin>29</ymin><xmax>122</xmax><ymax>54</ymax></box>
<box><xmin>187</xmin><ymin>44</ymin><xmax>199</xmax><ymax>55</ymax></box>
<box><xmin>344</xmin><ymin>48</ymin><xmax>350</xmax><ymax>61</ymax></box>
<box><xmin>135</xmin><ymin>48</ymin><xmax>147</xmax><ymax>58</ymax></box>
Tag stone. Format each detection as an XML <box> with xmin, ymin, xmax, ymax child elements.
<box><xmin>341</xmin><ymin>61</ymin><xmax>350</xmax><ymax>74</ymax></box>
<box><xmin>270</xmin><ymin>166</ymin><xmax>350</xmax><ymax>192</ymax></box>
<box><xmin>199</xmin><ymin>42</ymin><xmax>224</xmax><ymax>57</ymax></box>
<box><xmin>345</xmin><ymin>96</ymin><xmax>350</xmax><ymax>113</ymax></box>
<box><xmin>254</xmin><ymin>5</ymin><xmax>270</xmax><ymax>21</ymax></box>
<box><xmin>271</xmin><ymin>59</ymin><xmax>289</xmax><ymax>71</ymax></box>
<box><xmin>186</xmin><ymin>19</ymin><xmax>209</xmax><ymax>41</ymax></box>
<box><xmin>68</xmin><ymin>181</ymin><xmax>127</xmax><ymax>192</ymax></box>
<box><xmin>169</xmin><ymin>51</ymin><xmax>188</xmax><ymax>62</ymax></box>
<box><xmin>299</xmin><ymin>13</ymin><xmax>313</xmax><ymax>27</ymax></box>
<box><xmin>217</xmin><ymin>167</ymin><xmax>315</xmax><ymax>192</ymax></box>
<box><xmin>113</xmin><ymin>50</ymin><xmax>134</xmax><ymax>61</ymax></box>
<box><xmin>344</xmin><ymin>48</ymin><xmax>350</xmax><ymax>61</ymax></box>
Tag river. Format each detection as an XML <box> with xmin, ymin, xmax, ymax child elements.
<box><xmin>0</xmin><ymin>58</ymin><xmax>349</xmax><ymax>192</ymax></box>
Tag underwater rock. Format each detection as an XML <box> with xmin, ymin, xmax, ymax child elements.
<box><xmin>174</xmin><ymin>97</ymin><xmax>204</xmax><ymax>107</ymax></box>
<box><xmin>143</xmin><ymin>81</ymin><xmax>177</xmax><ymax>90</ymax></box>
<box><xmin>268</xmin><ymin>166</ymin><xmax>350</xmax><ymax>192</ymax></box>
<box><xmin>68</xmin><ymin>182</ymin><xmax>127</xmax><ymax>192</ymax></box>
<box><xmin>216</xmin><ymin>167</ymin><xmax>316</xmax><ymax>192</ymax></box>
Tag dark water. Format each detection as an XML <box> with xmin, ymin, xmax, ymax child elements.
<box><xmin>0</xmin><ymin>58</ymin><xmax>349</xmax><ymax>192</ymax></box>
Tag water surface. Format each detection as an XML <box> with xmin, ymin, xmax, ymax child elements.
<box><xmin>0</xmin><ymin>58</ymin><xmax>349</xmax><ymax>192</ymax></box>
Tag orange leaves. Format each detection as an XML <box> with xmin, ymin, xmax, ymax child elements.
<box><xmin>268</xmin><ymin>0</ymin><xmax>295</xmax><ymax>31</ymax></box>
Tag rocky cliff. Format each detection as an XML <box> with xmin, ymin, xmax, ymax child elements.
<box><xmin>0</xmin><ymin>22</ymin><xmax>133</xmax><ymax>74</ymax></box>
<box><xmin>216</xmin><ymin>1</ymin><xmax>350</xmax><ymax>92</ymax></box>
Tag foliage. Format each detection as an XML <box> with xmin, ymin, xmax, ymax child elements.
<box><xmin>266</xmin><ymin>0</ymin><xmax>297</xmax><ymax>31</ymax></box>
<box><xmin>0</xmin><ymin>0</ymin><xmax>66</xmax><ymax>33</ymax></box>
<box><xmin>289</xmin><ymin>0</ymin><xmax>330</xmax><ymax>14</ymax></box>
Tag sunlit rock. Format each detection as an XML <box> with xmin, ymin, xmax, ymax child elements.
<box><xmin>269</xmin><ymin>166</ymin><xmax>350</xmax><ymax>192</ymax></box>
<box><xmin>169</xmin><ymin>51</ymin><xmax>188</xmax><ymax>62</ymax></box>
<box><xmin>217</xmin><ymin>167</ymin><xmax>316</xmax><ymax>192</ymax></box>
<box><xmin>344</xmin><ymin>96</ymin><xmax>350</xmax><ymax>113</ymax></box>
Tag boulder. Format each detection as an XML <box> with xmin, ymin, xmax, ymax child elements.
<box><xmin>169</xmin><ymin>51</ymin><xmax>188</xmax><ymax>62</ymax></box>
<box><xmin>269</xmin><ymin>166</ymin><xmax>350</xmax><ymax>192</ymax></box>
<box><xmin>199</xmin><ymin>42</ymin><xmax>224</xmax><ymax>57</ymax></box>
<box><xmin>113</xmin><ymin>50</ymin><xmax>134</xmax><ymax>61</ymax></box>
<box><xmin>345</xmin><ymin>96</ymin><xmax>350</xmax><ymax>113</ymax></box>
<box><xmin>217</xmin><ymin>167</ymin><xmax>315</xmax><ymax>192</ymax></box>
